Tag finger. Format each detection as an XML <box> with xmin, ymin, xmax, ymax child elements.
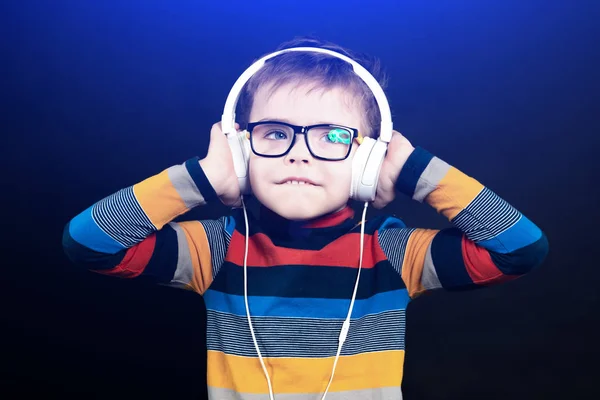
<box><xmin>374</xmin><ymin>175</ymin><xmax>396</xmax><ymax>208</ymax></box>
<box><xmin>373</xmin><ymin>190</ymin><xmax>393</xmax><ymax>209</ymax></box>
<box><xmin>230</xmin><ymin>197</ymin><xmax>242</xmax><ymax>208</ymax></box>
<box><xmin>373</xmin><ymin>186</ymin><xmax>392</xmax><ymax>209</ymax></box>
<box><xmin>372</xmin><ymin>196</ymin><xmax>386</xmax><ymax>209</ymax></box>
<box><xmin>212</xmin><ymin>121</ymin><xmax>240</xmax><ymax>135</ymax></box>
<box><xmin>376</xmin><ymin>187</ymin><xmax>395</xmax><ymax>209</ymax></box>
<box><xmin>210</xmin><ymin>121</ymin><xmax>224</xmax><ymax>139</ymax></box>
<box><xmin>391</xmin><ymin>130</ymin><xmax>407</xmax><ymax>140</ymax></box>
<box><xmin>387</xmin><ymin>131</ymin><xmax>404</xmax><ymax>152</ymax></box>
<box><xmin>372</xmin><ymin>192</ymin><xmax>383</xmax><ymax>209</ymax></box>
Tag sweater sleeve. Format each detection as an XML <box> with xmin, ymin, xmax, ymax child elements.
<box><xmin>377</xmin><ymin>147</ymin><xmax>549</xmax><ymax>298</ymax></box>
<box><xmin>62</xmin><ymin>157</ymin><xmax>232</xmax><ymax>295</ymax></box>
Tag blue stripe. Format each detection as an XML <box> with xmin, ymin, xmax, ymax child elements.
<box><xmin>477</xmin><ymin>215</ymin><xmax>543</xmax><ymax>254</ymax></box>
<box><xmin>68</xmin><ymin>205</ymin><xmax>126</xmax><ymax>254</ymax></box>
<box><xmin>203</xmin><ymin>288</ymin><xmax>410</xmax><ymax>319</ymax></box>
<box><xmin>490</xmin><ymin>233</ymin><xmax>549</xmax><ymax>274</ymax></box>
<box><xmin>224</xmin><ymin>215</ymin><xmax>236</xmax><ymax>237</ymax></box>
<box><xmin>395</xmin><ymin>146</ymin><xmax>434</xmax><ymax>198</ymax></box>
<box><xmin>378</xmin><ymin>215</ymin><xmax>408</xmax><ymax>232</ymax></box>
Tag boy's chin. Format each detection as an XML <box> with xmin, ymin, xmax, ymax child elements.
<box><xmin>253</xmin><ymin>188</ymin><xmax>349</xmax><ymax>221</ymax></box>
<box><xmin>262</xmin><ymin>202</ymin><xmax>336</xmax><ymax>222</ymax></box>
<box><xmin>271</xmin><ymin>206</ymin><xmax>323</xmax><ymax>221</ymax></box>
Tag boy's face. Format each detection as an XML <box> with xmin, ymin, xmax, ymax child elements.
<box><xmin>247</xmin><ymin>82</ymin><xmax>364</xmax><ymax>221</ymax></box>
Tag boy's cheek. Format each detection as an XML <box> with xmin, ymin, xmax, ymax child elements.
<box><xmin>248</xmin><ymin>159</ymin><xmax>264</xmax><ymax>183</ymax></box>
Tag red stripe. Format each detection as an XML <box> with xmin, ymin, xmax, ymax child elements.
<box><xmin>462</xmin><ymin>237</ymin><xmax>515</xmax><ymax>284</ymax></box>
<box><xmin>95</xmin><ymin>234</ymin><xmax>156</xmax><ymax>278</ymax></box>
<box><xmin>304</xmin><ymin>206</ymin><xmax>354</xmax><ymax>228</ymax></box>
<box><xmin>226</xmin><ymin>230</ymin><xmax>386</xmax><ymax>268</ymax></box>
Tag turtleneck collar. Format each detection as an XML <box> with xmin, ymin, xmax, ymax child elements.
<box><xmin>255</xmin><ymin>202</ymin><xmax>356</xmax><ymax>241</ymax></box>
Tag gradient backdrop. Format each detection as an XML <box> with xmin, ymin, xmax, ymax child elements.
<box><xmin>1</xmin><ymin>1</ymin><xmax>599</xmax><ymax>399</ymax></box>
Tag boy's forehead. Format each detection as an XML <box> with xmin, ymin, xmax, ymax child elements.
<box><xmin>249</xmin><ymin>81</ymin><xmax>365</xmax><ymax>130</ymax></box>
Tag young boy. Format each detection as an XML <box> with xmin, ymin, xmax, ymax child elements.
<box><xmin>62</xmin><ymin>37</ymin><xmax>549</xmax><ymax>400</ymax></box>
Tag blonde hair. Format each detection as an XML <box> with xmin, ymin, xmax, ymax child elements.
<box><xmin>236</xmin><ymin>36</ymin><xmax>389</xmax><ymax>138</ymax></box>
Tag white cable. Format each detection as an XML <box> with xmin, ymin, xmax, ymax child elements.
<box><xmin>241</xmin><ymin>195</ymin><xmax>275</xmax><ymax>400</ymax></box>
<box><xmin>321</xmin><ymin>201</ymin><xmax>369</xmax><ymax>400</ymax></box>
<box><xmin>242</xmin><ymin>196</ymin><xmax>369</xmax><ymax>400</ymax></box>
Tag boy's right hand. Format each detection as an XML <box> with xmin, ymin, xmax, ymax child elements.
<box><xmin>199</xmin><ymin>122</ymin><xmax>243</xmax><ymax>207</ymax></box>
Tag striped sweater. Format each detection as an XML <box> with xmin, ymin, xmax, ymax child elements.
<box><xmin>62</xmin><ymin>147</ymin><xmax>549</xmax><ymax>399</ymax></box>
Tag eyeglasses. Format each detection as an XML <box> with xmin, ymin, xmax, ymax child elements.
<box><xmin>246</xmin><ymin>120</ymin><xmax>363</xmax><ymax>161</ymax></box>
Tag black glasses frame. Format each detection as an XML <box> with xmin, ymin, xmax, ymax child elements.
<box><xmin>246</xmin><ymin>120</ymin><xmax>359</xmax><ymax>161</ymax></box>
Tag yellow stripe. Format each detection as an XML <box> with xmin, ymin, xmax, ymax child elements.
<box><xmin>425</xmin><ymin>166</ymin><xmax>484</xmax><ymax>220</ymax></box>
<box><xmin>178</xmin><ymin>221</ymin><xmax>213</xmax><ymax>294</ymax></box>
<box><xmin>207</xmin><ymin>350</ymin><xmax>404</xmax><ymax>394</ymax></box>
<box><xmin>402</xmin><ymin>229</ymin><xmax>438</xmax><ymax>298</ymax></box>
<box><xmin>133</xmin><ymin>170</ymin><xmax>189</xmax><ymax>228</ymax></box>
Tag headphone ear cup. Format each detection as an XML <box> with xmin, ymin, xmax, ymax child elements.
<box><xmin>351</xmin><ymin>137</ymin><xmax>387</xmax><ymax>202</ymax></box>
<box><xmin>226</xmin><ymin>129</ymin><xmax>252</xmax><ymax>194</ymax></box>
<box><xmin>351</xmin><ymin>138</ymin><xmax>374</xmax><ymax>200</ymax></box>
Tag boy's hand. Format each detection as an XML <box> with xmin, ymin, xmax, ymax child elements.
<box><xmin>199</xmin><ymin>122</ymin><xmax>243</xmax><ymax>207</ymax></box>
<box><xmin>373</xmin><ymin>131</ymin><xmax>415</xmax><ymax>209</ymax></box>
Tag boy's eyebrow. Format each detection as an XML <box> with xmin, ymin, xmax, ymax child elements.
<box><xmin>257</xmin><ymin>117</ymin><xmax>341</xmax><ymax>126</ymax></box>
<box><xmin>257</xmin><ymin>117</ymin><xmax>292</xmax><ymax>123</ymax></box>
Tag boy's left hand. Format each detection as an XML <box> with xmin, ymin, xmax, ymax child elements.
<box><xmin>373</xmin><ymin>131</ymin><xmax>415</xmax><ymax>209</ymax></box>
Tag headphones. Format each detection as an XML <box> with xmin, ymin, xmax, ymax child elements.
<box><xmin>221</xmin><ymin>46</ymin><xmax>393</xmax><ymax>203</ymax></box>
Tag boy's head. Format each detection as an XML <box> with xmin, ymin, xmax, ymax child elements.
<box><xmin>237</xmin><ymin>37</ymin><xmax>388</xmax><ymax>221</ymax></box>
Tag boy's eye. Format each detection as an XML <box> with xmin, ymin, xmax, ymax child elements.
<box><xmin>264</xmin><ymin>130</ymin><xmax>288</xmax><ymax>140</ymax></box>
<box><xmin>325</xmin><ymin>128</ymin><xmax>352</xmax><ymax>144</ymax></box>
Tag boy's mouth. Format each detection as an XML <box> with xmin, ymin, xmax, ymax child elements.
<box><xmin>278</xmin><ymin>177</ymin><xmax>318</xmax><ymax>186</ymax></box>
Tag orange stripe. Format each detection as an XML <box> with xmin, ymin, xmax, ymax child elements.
<box><xmin>96</xmin><ymin>234</ymin><xmax>156</xmax><ymax>278</ymax></box>
<box><xmin>178</xmin><ymin>221</ymin><xmax>213</xmax><ymax>294</ymax></box>
<box><xmin>462</xmin><ymin>238</ymin><xmax>515</xmax><ymax>284</ymax></box>
<box><xmin>226</xmin><ymin>231</ymin><xmax>387</xmax><ymax>268</ymax></box>
<box><xmin>133</xmin><ymin>169</ymin><xmax>189</xmax><ymax>229</ymax></box>
<box><xmin>401</xmin><ymin>229</ymin><xmax>438</xmax><ymax>297</ymax></box>
<box><xmin>207</xmin><ymin>350</ymin><xmax>404</xmax><ymax>393</ymax></box>
<box><xmin>425</xmin><ymin>166</ymin><xmax>484</xmax><ymax>220</ymax></box>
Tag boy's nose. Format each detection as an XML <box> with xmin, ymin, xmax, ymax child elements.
<box><xmin>285</xmin><ymin>134</ymin><xmax>311</xmax><ymax>164</ymax></box>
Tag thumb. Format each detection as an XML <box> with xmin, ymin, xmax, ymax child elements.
<box><xmin>210</xmin><ymin>121</ymin><xmax>241</xmax><ymax>144</ymax></box>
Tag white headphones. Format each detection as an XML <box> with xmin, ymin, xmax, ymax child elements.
<box><xmin>220</xmin><ymin>46</ymin><xmax>393</xmax><ymax>202</ymax></box>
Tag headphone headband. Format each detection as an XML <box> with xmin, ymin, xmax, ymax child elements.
<box><xmin>221</xmin><ymin>47</ymin><xmax>393</xmax><ymax>142</ymax></box>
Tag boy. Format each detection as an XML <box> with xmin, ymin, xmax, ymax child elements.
<box><xmin>62</xmin><ymin>37</ymin><xmax>549</xmax><ymax>399</ymax></box>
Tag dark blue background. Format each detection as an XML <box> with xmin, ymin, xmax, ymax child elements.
<box><xmin>1</xmin><ymin>1</ymin><xmax>599</xmax><ymax>398</ymax></box>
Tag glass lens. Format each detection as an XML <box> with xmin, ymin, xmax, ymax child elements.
<box><xmin>307</xmin><ymin>127</ymin><xmax>352</xmax><ymax>159</ymax></box>
<box><xmin>250</xmin><ymin>123</ymin><xmax>353</xmax><ymax>160</ymax></box>
<box><xmin>251</xmin><ymin>123</ymin><xmax>295</xmax><ymax>156</ymax></box>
